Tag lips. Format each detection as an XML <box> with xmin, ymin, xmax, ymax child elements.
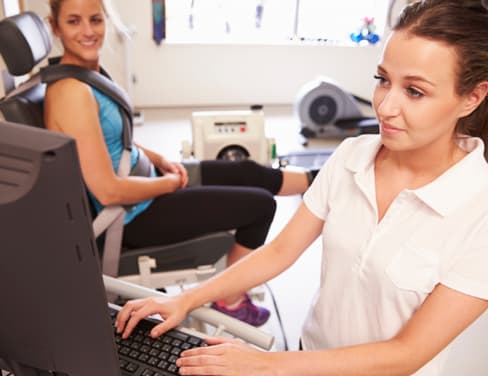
<box><xmin>381</xmin><ymin>121</ymin><xmax>404</xmax><ymax>133</ymax></box>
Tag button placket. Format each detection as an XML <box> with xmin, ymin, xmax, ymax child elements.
<box><xmin>358</xmin><ymin>191</ymin><xmax>408</xmax><ymax>272</ymax></box>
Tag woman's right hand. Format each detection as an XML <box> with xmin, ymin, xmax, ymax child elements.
<box><xmin>115</xmin><ymin>294</ymin><xmax>191</xmax><ymax>339</ymax></box>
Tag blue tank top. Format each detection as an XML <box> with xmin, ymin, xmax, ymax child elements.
<box><xmin>90</xmin><ymin>87</ymin><xmax>154</xmax><ymax>224</ymax></box>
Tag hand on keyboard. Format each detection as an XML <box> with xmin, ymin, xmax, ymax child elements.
<box><xmin>176</xmin><ymin>337</ymin><xmax>264</xmax><ymax>376</ymax></box>
<box><xmin>110</xmin><ymin>306</ymin><xmax>206</xmax><ymax>376</ymax></box>
<box><xmin>116</xmin><ymin>294</ymin><xmax>191</xmax><ymax>340</ymax></box>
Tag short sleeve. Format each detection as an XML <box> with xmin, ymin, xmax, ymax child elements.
<box><xmin>441</xmin><ymin>216</ymin><xmax>488</xmax><ymax>300</ymax></box>
<box><xmin>303</xmin><ymin>137</ymin><xmax>355</xmax><ymax>221</ymax></box>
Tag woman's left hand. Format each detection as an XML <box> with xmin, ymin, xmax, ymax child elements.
<box><xmin>177</xmin><ymin>337</ymin><xmax>271</xmax><ymax>376</ymax></box>
<box><xmin>155</xmin><ymin>157</ymin><xmax>188</xmax><ymax>188</ymax></box>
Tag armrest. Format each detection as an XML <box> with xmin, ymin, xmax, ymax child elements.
<box><xmin>103</xmin><ymin>275</ymin><xmax>275</xmax><ymax>350</ymax></box>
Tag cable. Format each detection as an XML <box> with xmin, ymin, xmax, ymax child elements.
<box><xmin>352</xmin><ymin>94</ymin><xmax>372</xmax><ymax>107</ymax></box>
<box><xmin>264</xmin><ymin>283</ymin><xmax>289</xmax><ymax>351</ymax></box>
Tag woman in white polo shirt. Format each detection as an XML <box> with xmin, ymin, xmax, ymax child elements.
<box><xmin>117</xmin><ymin>1</ymin><xmax>488</xmax><ymax>374</ymax></box>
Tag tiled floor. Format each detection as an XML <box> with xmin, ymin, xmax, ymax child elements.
<box><xmin>134</xmin><ymin>105</ymin><xmax>488</xmax><ymax>373</ymax></box>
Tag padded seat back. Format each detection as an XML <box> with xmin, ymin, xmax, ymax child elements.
<box><xmin>0</xmin><ymin>11</ymin><xmax>51</xmax><ymax>127</ymax></box>
<box><xmin>0</xmin><ymin>84</ymin><xmax>46</xmax><ymax>127</ymax></box>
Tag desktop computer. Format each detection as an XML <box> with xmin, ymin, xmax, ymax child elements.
<box><xmin>0</xmin><ymin>121</ymin><xmax>205</xmax><ymax>375</ymax></box>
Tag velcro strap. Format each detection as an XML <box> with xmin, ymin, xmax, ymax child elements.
<box><xmin>182</xmin><ymin>160</ymin><xmax>202</xmax><ymax>187</ymax></box>
<box><xmin>130</xmin><ymin>149</ymin><xmax>152</xmax><ymax>178</ymax></box>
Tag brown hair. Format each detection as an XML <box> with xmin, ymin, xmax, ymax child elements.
<box><xmin>394</xmin><ymin>0</ymin><xmax>488</xmax><ymax>158</ymax></box>
<box><xmin>49</xmin><ymin>0</ymin><xmax>63</xmax><ymax>26</ymax></box>
<box><xmin>49</xmin><ymin>0</ymin><xmax>128</xmax><ymax>36</ymax></box>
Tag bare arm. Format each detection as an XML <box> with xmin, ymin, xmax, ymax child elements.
<box><xmin>177</xmin><ymin>284</ymin><xmax>488</xmax><ymax>376</ymax></box>
<box><xmin>44</xmin><ymin>78</ymin><xmax>181</xmax><ymax>206</ymax></box>
<box><xmin>116</xmin><ymin>202</ymin><xmax>324</xmax><ymax>337</ymax></box>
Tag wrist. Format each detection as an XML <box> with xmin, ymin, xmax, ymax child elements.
<box><xmin>178</xmin><ymin>289</ymin><xmax>200</xmax><ymax>313</ymax></box>
<box><xmin>154</xmin><ymin>156</ymin><xmax>166</xmax><ymax>171</ymax></box>
<box><xmin>160</xmin><ymin>173</ymin><xmax>181</xmax><ymax>192</ymax></box>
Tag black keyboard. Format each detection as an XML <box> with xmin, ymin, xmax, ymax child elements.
<box><xmin>109</xmin><ymin>306</ymin><xmax>207</xmax><ymax>376</ymax></box>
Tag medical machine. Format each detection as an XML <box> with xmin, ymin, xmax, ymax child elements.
<box><xmin>295</xmin><ymin>77</ymin><xmax>378</xmax><ymax>140</ymax></box>
<box><xmin>181</xmin><ymin>106</ymin><xmax>276</xmax><ymax>166</ymax></box>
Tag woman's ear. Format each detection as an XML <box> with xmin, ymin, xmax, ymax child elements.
<box><xmin>460</xmin><ymin>81</ymin><xmax>488</xmax><ymax>117</ymax></box>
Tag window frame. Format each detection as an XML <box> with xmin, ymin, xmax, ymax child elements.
<box><xmin>2</xmin><ymin>0</ymin><xmax>22</xmax><ymax>16</ymax></box>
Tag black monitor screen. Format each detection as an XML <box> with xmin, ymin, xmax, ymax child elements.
<box><xmin>0</xmin><ymin>121</ymin><xmax>120</xmax><ymax>375</ymax></box>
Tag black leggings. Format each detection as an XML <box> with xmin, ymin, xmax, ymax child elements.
<box><xmin>122</xmin><ymin>160</ymin><xmax>282</xmax><ymax>249</ymax></box>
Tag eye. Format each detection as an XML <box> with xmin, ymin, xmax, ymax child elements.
<box><xmin>373</xmin><ymin>74</ymin><xmax>389</xmax><ymax>86</ymax></box>
<box><xmin>67</xmin><ymin>18</ymin><xmax>79</xmax><ymax>25</ymax></box>
<box><xmin>406</xmin><ymin>87</ymin><xmax>424</xmax><ymax>98</ymax></box>
<box><xmin>91</xmin><ymin>16</ymin><xmax>104</xmax><ymax>25</ymax></box>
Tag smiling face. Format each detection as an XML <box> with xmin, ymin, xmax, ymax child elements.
<box><xmin>373</xmin><ymin>30</ymin><xmax>474</xmax><ymax>156</ymax></box>
<box><xmin>51</xmin><ymin>0</ymin><xmax>106</xmax><ymax>70</ymax></box>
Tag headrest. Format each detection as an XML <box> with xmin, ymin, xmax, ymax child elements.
<box><xmin>0</xmin><ymin>11</ymin><xmax>52</xmax><ymax>76</ymax></box>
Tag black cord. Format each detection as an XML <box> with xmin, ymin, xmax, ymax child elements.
<box><xmin>352</xmin><ymin>94</ymin><xmax>372</xmax><ymax>107</ymax></box>
<box><xmin>264</xmin><ymin>283</ymin><xmax>289</xmax><ymax>351</ymax></box>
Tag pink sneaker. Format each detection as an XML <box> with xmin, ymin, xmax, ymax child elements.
<box><xmin>211</xmin><ymin>294</ymin><xmax>270</xmax><ymax>326</ymax></box>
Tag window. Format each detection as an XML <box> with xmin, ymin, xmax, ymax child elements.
<box><xmin>164</xmin><ymin>0</ymin><xmax>389</xmax><ymax>45</ymax></box>
<box><xmin>2</xmin><ymin>0</ymin><xmax>21</xmax><ymax>16</ymax></box>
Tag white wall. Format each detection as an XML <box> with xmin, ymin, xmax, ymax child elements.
<box><xmin>443</xmin><ymin>310</ymin><xmax>488</xmax><ymax>375</ymax></box>
<box><xmin>127</xmin><ymin>41</ymin><xmax>382</xmax><ymax>108</ymax></box>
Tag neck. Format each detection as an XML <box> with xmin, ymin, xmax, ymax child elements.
<box><xmin>60</xmin><ymin>56</ymin><xmax>99</xmax><ymax>71</ymax></box>
<box><xmin>376</xmin><ymin>137</ymin><xmax>467</xmax><ymax>186</ymax></box>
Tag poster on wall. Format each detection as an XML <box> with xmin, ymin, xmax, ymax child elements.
<box><xmin>152</xmin><ymin>0</ymin><xmax>165</xmax><ymax>45</ymax></box>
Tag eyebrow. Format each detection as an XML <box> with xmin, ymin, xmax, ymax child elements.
<box><xmin>377</xmin><ymin>65</ymin><xmax>436</xmax><ymax>87</ymax></box>
<box><xmin>65</xmin><ymin>12</ymin><xmax>103</xmax><ymax>18</ymax></box>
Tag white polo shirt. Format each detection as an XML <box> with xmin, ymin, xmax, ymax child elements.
<box><xmin>301</xmin><ymin>134</ymin><xmax>488</xmax><ymax>375</ymax></box>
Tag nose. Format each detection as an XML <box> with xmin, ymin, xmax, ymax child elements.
<box><xmin>81</xmin><ymin>20</ymin><xmax>95</xmax><ymax>36</ymax></box>
<box><xmin>375</xmin><ymin>88</ymin><xmax>401</xmax><ymax>120</ymax></box>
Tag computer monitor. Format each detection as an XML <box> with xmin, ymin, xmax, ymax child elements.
<box><xmin>0</xmin><ymin>121</ymin><xmax>120</xmax><ymax>375</ymax></box>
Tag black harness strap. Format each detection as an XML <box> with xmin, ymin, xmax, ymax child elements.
<box><xmin>40</xmin><ymin>63</ymin><xmax>153</xmax><ymax>179</ymax></box>
<box><xmin>40</xmin><ymin>63</ymin><xmax>133</xmax><ymax>151</ymax></box>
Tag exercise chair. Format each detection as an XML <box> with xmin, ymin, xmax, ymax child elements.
<box><xmin>0</xmin><ymin>11</ymin><xmax>234</xmax><ymax>291</ymax></box>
